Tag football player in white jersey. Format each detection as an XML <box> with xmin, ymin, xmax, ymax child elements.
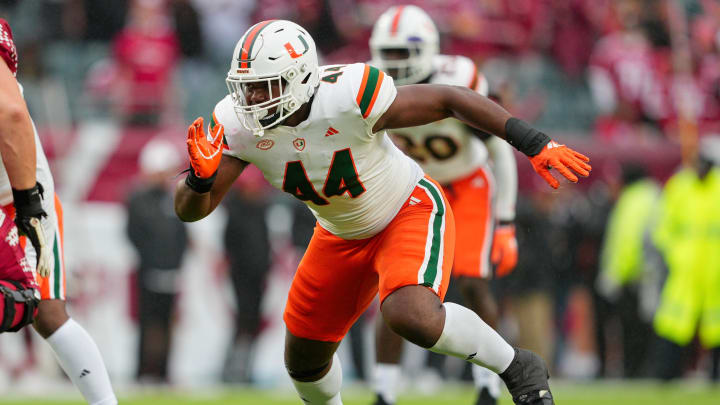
<box><xmin>0</xmin><ymin>18</ymin><xmax>117</xmax><ymax>405</ymax></box>
<box><xmin>175</xmin><ymin>19</ymin><xmax>591</xmax><ymax>405</ymax></box>
<box><xmin>368</xmin><ymin>6</ymin><xmax>518</xmax><ymax>405</ymax></box>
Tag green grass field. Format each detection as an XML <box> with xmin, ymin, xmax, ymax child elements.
<box><xmin>1</xmin><ymin>381</ymin><xmax>719</xmax><ymax>404</ymax></box>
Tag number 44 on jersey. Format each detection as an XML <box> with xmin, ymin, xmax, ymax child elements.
<box><xmin>282</xmin><ymin>148</ymin><xmax>365</xmax><ymax>205</ymax></box>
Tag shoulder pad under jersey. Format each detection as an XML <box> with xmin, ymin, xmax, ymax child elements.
<box><xmin>431</xmin><ymin>54</ymin><xmax>488</xmax><ymax>95</ymax></box>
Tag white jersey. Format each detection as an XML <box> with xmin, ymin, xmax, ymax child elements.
<box><xmin>389</xmin><ymin>54</ymin><xmax>489</xmax><ymax>185</ymax></box>
<box><xmin>217</xmin><ymin>63</ymin><xmax>424</xmax><ymax>239</ymax></box>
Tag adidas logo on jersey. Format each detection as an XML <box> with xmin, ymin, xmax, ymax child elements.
<box><xmin>408</xmin><ymin>196</ymin><xmax>422</xmax><ymax>205</ymax></box>
<box><xmin>325</xmin><ymin>127</ymin><xmax>339</xmax><ymax>137</ymax></box>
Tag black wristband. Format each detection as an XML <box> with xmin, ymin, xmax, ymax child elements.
<box><xmin>185</xmin><ymin>168</ymin><xmax>217</xmax><ymax>194</ymax></box>
<box><xmin>504</xmin><ymin>117</ymin><xmax>551</xmax><ymax>157</ymax></box>
<box><xmin>12</xmin><ymin>183</ymin><xmax>45</xmax><ymax>217</ymax></box>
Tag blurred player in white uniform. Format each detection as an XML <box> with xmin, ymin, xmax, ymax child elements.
<box><xmin>0</xmin><ymin>18</ymin><xmax>117</xmax><ymax>405</ymax></box>
<box><xmin>175</xmin><ymin>19</ymin><xmax>591</xmax><ymax>405</ymax></box>
<box><xmin>368</xmin><ymin>6</ymin><xmax>518</xmax><ymax>405</ymax></box>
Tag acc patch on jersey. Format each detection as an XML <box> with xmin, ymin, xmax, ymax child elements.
<box><xmin>293</xmin><ymin>138</ymin><xmax>306</xmax><ymax>151</ymax></box>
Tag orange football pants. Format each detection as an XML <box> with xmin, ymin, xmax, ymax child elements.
<box><xmin>442</xmin><ymin>166</ymin><xmax>494</xmax><ymax>279</ymax></box>
<box><xmin>284</xmin><ymin>176</ymin><xmax>455</xmax><ymax>342</ymax></box>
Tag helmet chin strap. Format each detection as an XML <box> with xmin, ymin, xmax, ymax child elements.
<box><xmin>259</xmin><ymin>85</ymin><xmax>295</xmax><ymax>128</ymax></box>
<box><xmin>254</xmin><ymin>93</ymin><xmax>308</xmax><ymax>132</ymax></box>
<box><xmin>259</xmin><ymin>109</ymin><xmax>282</xmax><ymax>127</ymax></box>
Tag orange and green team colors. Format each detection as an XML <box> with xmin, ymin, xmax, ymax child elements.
<box><xmin>284</xmin><ymin>176</ymin><xmax>455</xmax><ymax>342</ymax></box>
<box><xmin>356</xmin><ymin>65</ymin><xmax>386</xmax><ymax>119</ymax></box>
<box><xmin>2</xmin><ymin>195</ymin><xmax>66</xmax><ymax>300</ymax></box>
<box><xmin>211</xmin><ymin>112</ymin><xmax>219</xmax><ymax>131</ymax></box>
<box><xmin>238</xmin><ymin>20</ymin><xmax>275</xmax><ymax>68</ymax></box>
<box><xmin>211</xmin><ymin>112</ymin><xmax>229</xmax><ymax>149</ymax></box>
<box><xmin>38</xmin><ymin>194</ymin><xmax>66</xmax><ymax>300</ymax></box>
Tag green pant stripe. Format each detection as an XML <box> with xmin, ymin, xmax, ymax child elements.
<box><xmin>418</xmin><ymin>178</ymin><xmax>445</xmax><ymax>288</ymax></box>
<box><xmin>53</xmin><ymin>234</ymin><xmax>61</xmax><ymax>298</ymax></box>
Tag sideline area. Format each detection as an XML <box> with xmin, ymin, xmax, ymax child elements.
<box><xmin>1</xmin><ymin>380</ymin><xmax>719</xmax><ymax>405</ymax></box>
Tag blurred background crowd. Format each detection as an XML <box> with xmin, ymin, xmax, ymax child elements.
<box><xmin>0</xmin><ymin>0</ymin><xmax>719</xmax><ymax>396</ymax></box>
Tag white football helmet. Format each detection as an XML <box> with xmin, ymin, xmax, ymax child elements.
<box><xmin>699</xmin><ymin>135</ymin><xmax>720</xmax><ymax>166</ymax></box>
<box><xmin>226</xmin><ymin>20</ymin><xmax>320</xmax><ymax>136</ymax></box>
<box><xmin>369</xmin><ymin>5</ymin><xmax>439</xmax><ymax>85</ymax></box>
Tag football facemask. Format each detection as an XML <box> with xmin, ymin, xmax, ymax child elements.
<box><xmin>226</xmin><ymin>20</ymin><xmax>320</xmax><ymax>137</ymax></box>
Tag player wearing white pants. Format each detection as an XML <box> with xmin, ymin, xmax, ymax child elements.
<box><xmin>0</xmin><ymin>18</ymin><xmax>117</xmax><ymax>405</ymax></box>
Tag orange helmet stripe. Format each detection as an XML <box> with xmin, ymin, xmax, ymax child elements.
<box><xmin>239</xmin><ymin>20</ymin><xmax>275</xmax><ymax>68</ymax></box>
<box><xmin>390</xmin><ymin>6</ymin><xmax>406</xmax><ymax>35</ymax></box>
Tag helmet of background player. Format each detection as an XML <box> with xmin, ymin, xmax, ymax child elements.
<box><xmin>369</xmin><ymin>5</ymin><xmax>440</xmax><ymax>86</ymax></box>
<box><xmin>226</xmin><ymin>20</ymin><xmax>320</xmax><ymax>137</ymax></box>
<box><xmin>698</xmin><ymin>135</ymin><xmax>720</xmax><ymax>167</ymax></box>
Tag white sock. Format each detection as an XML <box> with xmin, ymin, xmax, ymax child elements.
<box><xmin>472</xmin><ymin>365</ymin><xmax>501</xmax><ymax>398</ymax></box>
<box><xmin>45</xmin><ymin>318</ymin><xmax>117</xmax><ymax>405</ymax></box>
<box><xmin>291</xmin><ymin>353</ymin><xmax>343</xmax><ymax>405</ymax></box>
<box><xmin>373</xmin><ymin>363</ymin><xmax>401</xmax><ymax>404</ymax></box>
<box><xmin>429</xmin><ymin>302</ymin><xmax>515</xmax><ymax>373</ymax></box>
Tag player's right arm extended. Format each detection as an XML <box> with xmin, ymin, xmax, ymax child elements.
<box><xmin>0</xmin><ymin>55</ymin><xmax>53</xmax><ymax>277</ymax></box>
<box><xmin>175</xmin><ymin>117</ymin><xmax>247</xmax><ymax>222</ymax></box>
<box><xmin>0</xmin><ymin>58</ymin><xmax>36</xmax><ymax>190</ymax></box>
<box><xmin>377</xmin><ymin>84</ymin><xmax>591</xmax><ymax>189</ymax></box>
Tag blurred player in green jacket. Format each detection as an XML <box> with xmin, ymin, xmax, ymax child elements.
<box><xmin>651</xmin><ymin>136</ymin><xmax>720</xmax><ymax>380</ymax></box>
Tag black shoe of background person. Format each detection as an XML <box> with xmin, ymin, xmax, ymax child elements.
<box><xmin>373</xmin><ymin>393</ymin><xmax>392</xmax><ymax>405</ymax></box>
<box><xmin>475</xmin><ymin>387</ymin><xmax>498</xmax><ymax>405</ymax></box>
<box><xmin>499</xmin><ymin>348</ymin><xmax>554</xmax><ymax>405</ymax></box>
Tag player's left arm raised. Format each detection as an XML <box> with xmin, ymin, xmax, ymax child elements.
<box><xmin>374</xmin><ymin>84</ymin><xmax>591</xmax><ymax>188</ymax></box>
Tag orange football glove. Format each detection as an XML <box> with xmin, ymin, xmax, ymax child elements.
<box><xmin>491</xmin><ymin>224</ymin><xmax>518</xmax><ymax>278</ymax></box>
<box><xmin>186</xmin><ymin>117</ymin><xmax>224</xmax><ymax>178</ymax></box>
<box><xmin>529</xmin><ymin>140</ymin><xmax>591</xmax><ymax>189</ymax></box>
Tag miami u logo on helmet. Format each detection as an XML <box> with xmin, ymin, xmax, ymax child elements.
<box><xmin>284</xmin><ymin>35</ymin><xmax>310</xmax><ymax>59</ymax></box>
